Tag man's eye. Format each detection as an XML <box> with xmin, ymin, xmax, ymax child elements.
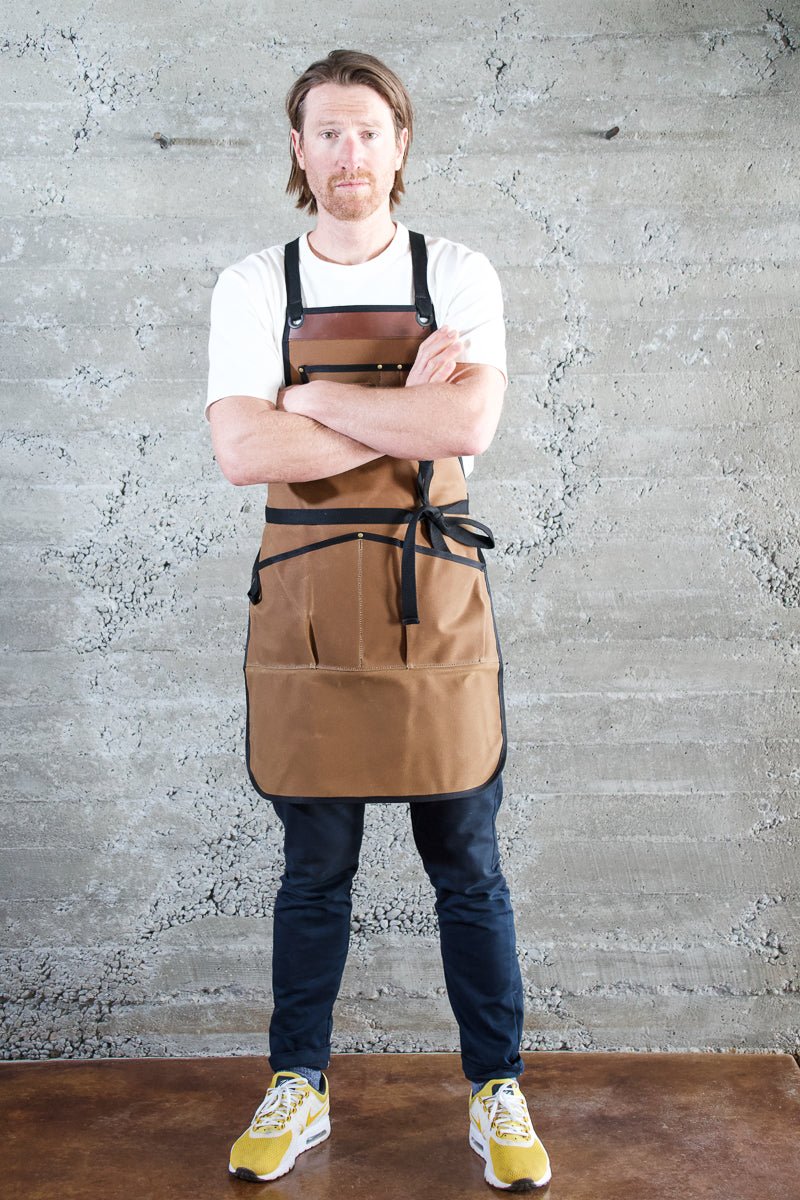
<box><xmin>321</xmin><ymin>131</ymin><xmax>337</xmax><ymax>139</ymax></box>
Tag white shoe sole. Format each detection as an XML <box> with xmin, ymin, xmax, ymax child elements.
<box><xmin>469</xmin><ymin>1123</ymin><xmax>552</xmax><ymax>1190</ymax></box>
<box><xmin>229</xmin><ymin>1111</ymin><xmax>331</xmax><ymax>1182</ymax></box>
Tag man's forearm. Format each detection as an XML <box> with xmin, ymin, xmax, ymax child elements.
<box><xmin>213</xmin><ymin>400</ymin><xmax>385</xmax><ymax>486</ymax></box>
<box><xmin>285</xmin><ymin>371</ymin><xmax>486</xmax><ymax>460</ymax></box>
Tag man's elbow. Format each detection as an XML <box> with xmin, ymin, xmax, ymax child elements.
<box><xmin>211</xmin><ymin>437</ymin><xmax>255</xmax><ymax>486</ymax></box>
<box><xmin>461</xmin><ymin>411</ymin><xmax>499</xmax><ymax>456</ymax></box>
<box><xmin>454</xmin><ymin>368</ymin><xmax>504</xmax><ymax>456</ymax></box>
<box><xmin>209</xmin><ymin>397</ymin><xmax>278</xmax><ymax>485</ymax></box>
<box><xmin>216</xmin><ymin>456</ymin><xmax>252</xmax><ymax>487</ymax></box>
<box><xmin>459</xmin><ymin>401</ymin><xmax>502</xmax><ymax>456</ymax></box>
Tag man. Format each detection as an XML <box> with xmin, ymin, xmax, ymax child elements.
<box><xmin>206</xmin><ymin>49</ymin><xmax>552</xmax><ymax>1192</ymax></box>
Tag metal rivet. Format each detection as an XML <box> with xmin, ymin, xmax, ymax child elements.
<box><xmin>377</xmin><ymin>363</ymin><xmax>383</xmax><ymax>369</ymax></box>
<box><xmin>397</xmin><ymin>364</ymin><xmax>403</xmax><ymax>370</ymax></box>
<box><xmin>357</xmin><ymin>532</ymin><xmax>364</xmax><ymax>538</ymax></box>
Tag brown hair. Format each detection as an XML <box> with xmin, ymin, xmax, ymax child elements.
<box><xmin>285</xmin><ymin>49</ymin><xmax>414</xmax><ymax>215</ymax></box>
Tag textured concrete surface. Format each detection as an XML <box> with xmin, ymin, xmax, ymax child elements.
<box><xmin>1</xmin><ymin>3</ymin><xmax>799</xmax><ymax>1060</ymax></box>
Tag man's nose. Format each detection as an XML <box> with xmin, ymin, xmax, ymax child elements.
<box><xmin>337</xmin><ymin>132</ymin><xmax>365</xmax><ymax>170</ymax></box>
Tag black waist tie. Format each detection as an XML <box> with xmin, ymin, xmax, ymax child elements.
<box><xmin>398</xmin><ymin>460</ymin><xmax>494</xmax><ymax>624</ymax></box>
<box><xmin>260</xmin><ymin>460</ymin><xmax>495</xmax><ymax>625</ymax></box>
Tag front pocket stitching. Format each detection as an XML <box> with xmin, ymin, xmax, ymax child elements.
<box><xmin>357</xmin><ymin>536</ymin><xmax>364</xmax><ymax>669</ymax></box>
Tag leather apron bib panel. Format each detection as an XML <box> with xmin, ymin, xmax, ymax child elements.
<box><xmin>244</xmin><ymin>230</ymin><xmax>507</xmax><ymax>802</ymax></box>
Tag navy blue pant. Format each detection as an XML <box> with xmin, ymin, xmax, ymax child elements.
<box><xmin>267</xmin><ymin>772</ymin><xmax>525</xmax><ymax>1085</ymax></box>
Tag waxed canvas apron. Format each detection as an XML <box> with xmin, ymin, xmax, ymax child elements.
<box><xmin>244</xmin><ymin>230</ymin><xmax>507</xmax><ymax>802</ymax></box>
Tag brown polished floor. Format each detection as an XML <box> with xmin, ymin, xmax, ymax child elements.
<box><xmin>2</xmin><ymin>1051</ymin><xmax>799</xmax><ymax>1199</ymax></box>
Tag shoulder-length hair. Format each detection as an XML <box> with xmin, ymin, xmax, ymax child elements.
<box><xmin>285</xmin><ymin>49</ymin><xmax>414</xmax><ymax>215</ymax></box>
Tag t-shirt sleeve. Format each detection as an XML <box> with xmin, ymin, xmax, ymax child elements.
<box><xmin>205</xmin><ymin>265</ymin><xmax>284</xmax><ymax>420</ymax></box>
<box><xmin>437</xmin><ymin>250</ymin><xmax>508</xmax><ymax>386</ymax></box>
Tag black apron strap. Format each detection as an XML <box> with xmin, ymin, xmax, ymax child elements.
<box><xmin>284</xmin><ymin>238</ymin><xmax>303</xmax><ymax>327</ymax></box>
<box><xmin>285</xmin><ymin>229</ymin><xmax>431</xmax><ymax>328</ymax></box>
<box><xmin>282</xmin><ymin>237</ymin><xmax>302</xmax><ymax>384</ymax></box>
<box><xmin>264</xmin><ymin>498</ymin><xmax>470</xmax><ymax>525</ymax></box>
<box><xmin>408</xmin><ymin>230</ymin><xmax>435</xmax><ymax>328</ymax></box>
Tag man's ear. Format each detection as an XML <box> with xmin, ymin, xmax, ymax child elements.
<box><xmin>291</xmin><ymin>128</ymin><xmax>304</xmax><ymax>169</ymax></box>
<box><xmin>396</xmin><ymin>127</ymin><xmax>409</xmax><ymax>169</ymax></box>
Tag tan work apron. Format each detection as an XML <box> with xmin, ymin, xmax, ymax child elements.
<box><xmin>244</xmin><ymin>230</ymin><xmax>507</xmax><ymax>802</ymax></box>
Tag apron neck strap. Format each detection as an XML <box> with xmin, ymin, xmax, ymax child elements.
<box><xmin>284</xmin><ymin>237</ymin><xmax>304</xmax><ymax>327</ymax></box>
<box><xmin>408</xmin><ymin>230</ymin><xmax>434</xmax><ymax>327</ymax></box>
<box><xmin>282</xmin><ymin>229</ymin><xmax>435</xmax><ymax>328</ymax></box>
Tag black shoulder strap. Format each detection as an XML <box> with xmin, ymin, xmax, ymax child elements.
<box><xmin>408</xmin><ymin>230</ymin><xmax>434</xmax><ymax>327</ymax></box>
<box><xmin>284</xmin><ymin>237</ymin><xmax>304</xmax><ymax>327</ymax></box>
<box><xmin>284</xmin><ymin>229</ymin><xmax>435</xmax><ymax>328</ymax></box>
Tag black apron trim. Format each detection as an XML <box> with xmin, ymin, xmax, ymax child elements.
<box><xmin>297</xmin><ymin>363</ymin><xmax>414</xmax><ymax>377</ymax></box>
<box><xmin>263</xmin><ymin>497</ymin><xmax>469</xmax><ymax>524</ymax></box>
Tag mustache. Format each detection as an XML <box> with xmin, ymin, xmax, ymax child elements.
<box><xmin>330</xmin><ymin>173</ymin><xmax>374</xmax><ymax>185</ymax></box>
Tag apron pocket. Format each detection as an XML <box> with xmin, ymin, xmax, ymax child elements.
<box><xmin>359</xmin><ymin>535</ymin><xmax>407</xmax><ymax>669</ymax></box>
<box><xmin>299</xmin><ymin>363</ymin><xmax>410</xmax><ymax>387</ymax></box>
<box><xmin>359</xmin><ymin>535</ymin><xmax>491</xmax><ymax>669</ymax></box>
<box><xmin>247</xmin><ymin>535</ymin><xmax>360</xmax><ymax>669</ymax></box>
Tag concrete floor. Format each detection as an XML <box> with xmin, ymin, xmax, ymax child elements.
<box><xmin>2</xmin><ymin>1051</ymin><xmax>799</xmax><ymax>1199</ymax></box>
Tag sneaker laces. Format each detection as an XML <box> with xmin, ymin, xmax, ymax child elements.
<box><xmin>251</xmin><ymin>1076</ymin><xmax>307</xmax><ymax>1132</ymax></box>
<box><xmin>483</xmin><ymin>1082</ymin><xmax>533</xmax><ymax>1139</ymax></box>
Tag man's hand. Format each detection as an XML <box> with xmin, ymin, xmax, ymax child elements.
<box><xmin>275</xmin><ymin>383</ymin><xmax>305</xmax><ymax>413</ymax></box>
<box><xmin>405</xmin><ymin>326</ymin><xmax>464</xmax><ymax>387</ymax></box>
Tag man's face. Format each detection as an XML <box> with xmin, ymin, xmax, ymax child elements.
<box><xmin>291</xmin><ymin>82</ymin><xmax>408</xmax><ymax>222</ymax></box>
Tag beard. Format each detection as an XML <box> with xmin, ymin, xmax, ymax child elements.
<box><xmin>309</xmin><ymin>169</ymin><xmax>394</xmax><ymax>222</ymax></box>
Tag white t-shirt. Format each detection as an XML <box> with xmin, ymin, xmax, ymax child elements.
<box><xmin>205</xmin><ymin>219</ymin><xmax>507</xmax><ymax>478</ymax></box>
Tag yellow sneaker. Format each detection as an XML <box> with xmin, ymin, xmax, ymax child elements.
<box><xmin>228</xmin><ymin>1070</ymin><xmax>331</xmax><ymax>1182</ymax></box>
<box><xmin>469</xmin><ymin>1078</ymin><xmax>552</xmax><ymax>1190</ymax></box>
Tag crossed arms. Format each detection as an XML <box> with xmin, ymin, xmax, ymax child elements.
<box><xmin>208</xmin><ymin>326</ymin><xmax>506</xmax><ymax>486</ymax></box>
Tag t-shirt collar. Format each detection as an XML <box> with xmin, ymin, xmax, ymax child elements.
<box><xmin>299</xmin><ymin>220</ymin><xmax>409</xmax><ymax>272</ymax></box>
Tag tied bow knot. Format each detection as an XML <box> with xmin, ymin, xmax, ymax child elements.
<box><xmin>400</xmin><ymin>460</ymin><xmax>495</xmax><ymax>625</ymax></box>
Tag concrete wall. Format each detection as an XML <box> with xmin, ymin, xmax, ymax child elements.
<box><xmin>2</xmin><ymin>2</ymin><xmax>798</xmax><ymax>1061</ymax></box>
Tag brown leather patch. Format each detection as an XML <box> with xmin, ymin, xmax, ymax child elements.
<box><xmin>287</xmin><ymin>317</ymin><xmax>433</xmax><ymax>386</ymax></box>
<box><xmin>289</xmin><ymin>310</ymin><xmax>430</xmax><ymax>340</ymax></box>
